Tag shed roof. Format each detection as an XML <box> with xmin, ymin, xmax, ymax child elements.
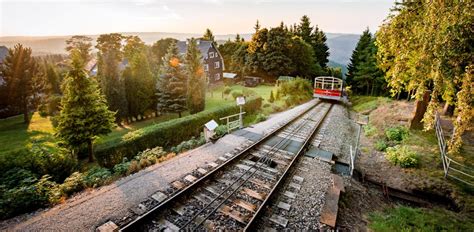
<box><xmin>278</xmin><ymin>76</ymin><xmax>295</xmax><ymax>81</ymax></box>
<box><xmin>223</xmin><ymin>72</ymin><xmax>238</xmax><ymax>79</ymax></box>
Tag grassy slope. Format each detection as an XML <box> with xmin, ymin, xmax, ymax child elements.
<box><xmin>351</xmin><ymin>95</ymin><xmax>474</xmax><ymax>230</ymax></box>
<box><xmin>0</xmin><ymin>84</ymin><xmax>278</xmax><ymax>155</ymax></box>
<box><xmin>369</xmin><ymin>206</ymin><xmax>473</xmax><ymax>232</ymax></box>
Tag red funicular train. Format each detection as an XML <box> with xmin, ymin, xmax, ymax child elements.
<box><xmin>313</xmin><ymin>76</ymin><xmax>345</xmax><ymax>102</ymax></box>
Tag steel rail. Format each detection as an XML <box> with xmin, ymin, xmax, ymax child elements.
<box><xmin>119</xmin><ymin>100</ymin><xmax>321</xmax><ymax>232</ymax></box>
<box><xmin>184</xmin><ymin>103</ymin><xmax>328</xmax><ymax>231</ymax></box>
<box><xmin>244</xmin><ymin>103</ymin><xmax>333</xmax><ymax>231</ymax></box>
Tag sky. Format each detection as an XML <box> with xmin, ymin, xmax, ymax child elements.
<box><xmin>0</xmin><ymin>0</ymin><xmax>394</xmax><ymax>37</ymax></box>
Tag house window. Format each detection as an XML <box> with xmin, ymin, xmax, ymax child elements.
<box><xmin>204</xmin><ymin>64</ymin><xmax>209</xmax><ymax>71</ymax></box>
<box><xmin>209</xmin><ymin>52</ymin><xmax>214</xmax><ymax>58</ymax></box>
<box><xmin>214</xmin><ymin>61</ymin><xmax>220</xmax><ymax>69</ymax></box>
<box><xmin>215</xmin><ymin>52</ymin><xmax>218</xmax><ymax>57</ymax></box>
<box><xmin>215</xmin><ymin>73</ymin><xmax>220</xmax><ymax>80</ymax></box>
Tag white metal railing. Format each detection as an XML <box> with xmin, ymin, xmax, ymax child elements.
<box><xmin>220</xmin><ymin>112</ymin><xmax>246</xmax><ymax>133</ymax></box>
<box><xmin>435</xmin><ymin>113</ymin><xmax>474</xmax><ymax>186</ymax></box>
<box><xmin>349</xmin><ymin>145</ymin><xmax>356</xmax><ymax>176</ymax></box>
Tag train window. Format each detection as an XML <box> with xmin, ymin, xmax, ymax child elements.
<box><xmin>324</xmin><ymin>83</ymin><xmax>332</xmax><ymax>89</ymax></box>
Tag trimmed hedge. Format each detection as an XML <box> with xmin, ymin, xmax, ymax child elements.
<box><xmin>95</xmin><ymin>97</ymin><xmax>262</xmax><ymax>167</ymax></box>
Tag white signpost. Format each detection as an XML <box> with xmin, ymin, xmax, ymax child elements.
<box><xmin>236</xmin><ymin>96</ymin><xmax>246</xmax><ymax>129</ymax></box>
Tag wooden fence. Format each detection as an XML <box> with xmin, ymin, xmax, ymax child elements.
<box><xmin>435</xmin><ymin>113</ymin><xmax>474</xmax><ymax>186</ymax></box>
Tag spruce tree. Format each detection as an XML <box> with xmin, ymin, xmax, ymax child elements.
<box><xmin>158</xmin><ymin>42</ymin><xmax>187</xmax><ymax>117</ymax></box>
<box><xmin>347</xmin><ymin>28</ymin><xmax>372</xmax><ymax>87</ymax></box>
<box><xmin>312</xmin><ymin>26</ymin><xmax>329</xmax><ymax>69</ymax></box>
<box><xmin>185</xmin><ymin>38</ymin><xmax>206</xmax><ymax>114</ymax></box>
<box><xmin>55</xmin><ymin>50</ymin><xmax>115</xmax><ymax>162</ymax></box>
<box><xmin>65</xmin><ymin>35</ymin><xmax>93</xmax><ymax>64</ymax></box>
<box><xmin>203</xmin><ymin>28</ymin><xmax>215</xmax><ymax>42</ymax></box>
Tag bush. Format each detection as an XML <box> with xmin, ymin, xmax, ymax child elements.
<box><xmin>223</xmin><ymin>86</ymin><xmax>232</xmax><ymax>95</ymax></box>
<box><xmin>375</xmin><ymin>140</ymin><xmax>388</xmax><ymax>151</ymax></box>
<box><xmin>127</xmin><ymin>160</ymin><xmax>140</xmax><ymax>175</ymax></box>
<box><xmin>263</xmin><ymin>103</ymin><xmax>270</xmax><ymax>108</ymax></box>
<box><xmin>170</xmin><ymin>135</ymin><xmax>206</xmax><ymax>154</ymax></box>
<box><xmin>59</xmin><ymin>172</ymin><xmax>85</xmax><ymax>196</ymax></box>
<box><xmin>363</xmin><ymin>124</ymin><xmax>377</xmax><ymax>137</ymax></box>
<box><xmin>269</xmin><ymin>91</ymin><xmax>275</xmax><ymax>103</ymax></box>
<box><xmin>385</xmin><ymin>145</ymin><xmax>419</xmax><ymax>168</ymax></box>
<box><xmin>231</xmin><ymin>91</ymin><xmax>243</xmax><ymax>99</ymax></box>
<box><xmin>95</xmin><ymin>97</ymin><xmax>262</xmax><ymax>167</ymax></box>
<box><xmin>253</xmin><ymin>113</ymin><xmax>267</xmax><ymax>123</ymax></box>
<box><xmin>385</xmin><ymin>126</ymin><xmax>409</xmax><ymax>142</ymax></box>
<box><xmin>113</xmin><ymin>161</ymin><xmax>131</xmax><ymax>175</ymax></box>
<box><xmin>213</xmin><ymin>125</ymin><xmax>228</xmax><ymax>139</ymax></box>
<box><xmin>83</xmin><ymin>167</ymin><xmax>112</xmax><ymax>188</ymax></box>
<box><xmin>0</xmin><ymin>169</ymin><xmax>60</xmax><ymax>219</ymax></box>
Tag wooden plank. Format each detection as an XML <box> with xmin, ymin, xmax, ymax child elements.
<box><xmin>320</xmin><ymin>186</ymin><xmax>340</xmax><ymax>228</ymax></box>
<box><xmin>242</xmin><ymin>188</ymin><xmax>266</xmax><ymax>201</ymax></box>
<box><xmin>233</xmin><ymin>199</ymin><xmax>257</xmax><ymax>212</ymax></box>
<box><xmin>219</xmin><ymin>205</ymin><xmax>249</xmax><ymax>224</ymax></box>
<box><xmin>159</xmin><ymin>219</ymin><xmax>180</xmax><ymax>232</ymax></box>
<box><xmin>171</xmin><ymin>181</ymin><xmax>185</xmax><ymax>190</ymax></box>
<box><xmin>332</xmin><ymin>174</ymin><xmax>345</xmax><ymax>192</ymax></box>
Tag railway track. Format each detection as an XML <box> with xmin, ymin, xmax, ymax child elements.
<box><xmin>120</xmin><ymin>101</ymin><xmax>333</xmax><ymax>231</ymax></box>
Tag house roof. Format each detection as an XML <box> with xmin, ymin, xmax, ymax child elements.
<box><xmin>0</xmin><ymin>46</ymin><xmax>8</xmax><ymax>63</ymax></box>
<box><xmin>176</xmin><ymin>39</ymin><xmax>213</xmax><ymax>56</ymax></box>
<box><xmin>223</xmin><ymin>72</ymin><xmax>238</xmax><ymax>79</ymax></box>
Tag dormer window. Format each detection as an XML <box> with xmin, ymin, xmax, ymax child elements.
<box><xmin>209</xmin><ymin>52</ymin><xmax>214</xmax><ymax>58</ymax></box>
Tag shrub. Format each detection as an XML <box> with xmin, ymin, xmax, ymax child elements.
<box><xmin>95</xmin><ymin>97</ymin><xmax>262</xmax><ymax>167</ymax></box>
<box><xmin>385</xmin><ymin>145</ymin><xmax>419</xmax><ymax>168</ymax></box>
<box><xmin>269</xmin><ymin>91</ymin><xmax>275</xmax><ymax>103</ymax></box>
<box><xmin>375</xmin><ymin>140</ymin><xmax>388</xmax><ymax>151</ymax></box>
<box><xmin>170</xmin><ymin>135</ymin><xmax>206</xmax><ymax>154</ymax></box>
<box><xmin>0</xmin><ymin>170</ymin><xmax>60</xmax><ymax>219</ymax></box>
<box><xmin>385</xmin><ymin>126</ymin><xmax>409</xmax><ymax>142</ymax></box>
<box><xmin>113</xmin><ymin>161</ymin><xmax>131</xmax><ymax>175</ymax></box>
<box><xmin>363</xmin><ymin>124</ymin><xmax>377</xmax><ymax>137</ymax></box>
<box><xmin>254</xmin><ymin>113</ymin><xmax>267</xmax><ymax>123</ymax></box>
<box><xmin>83</xmin><ymin>167</ymin><xmax>112</xmax><ymax>188</ymax></box>
<box><xmin>263</xmin><ymin>103</ymin><xmax>270</xmax><ymax>108</ymax></box>
<box><xmin>59</xmin><ymin>172</ymin><xmax>85</xmax><ymax>196</ymax></box>
<box><xmin>127</xmin><ymin>160</ymin><xmax>140</xmax><ymax>175</ymax></box>
<box><xmin>231</xmin><ymin>91</ymin><xmax>243</xmax><ymax>99</ymax></box>
<box><xmin>223</xmin><ymin>86</ymin><xmax>232</xmax><ymax>96</ymax></box>
<box><xmin>214</xmin><ymin>125</ymin><xmax>228</xmax><ymax>138</ymax></box>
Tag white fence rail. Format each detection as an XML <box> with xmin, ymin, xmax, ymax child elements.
<box><xmin>220</xmin><ymin>112</ymin><xmax>246</xmax><ymax>133</ymax></box>
<box><xmin>435</xmin><ymin>113</ymin><xmax>474</xmax><ymax>186</ymax></box>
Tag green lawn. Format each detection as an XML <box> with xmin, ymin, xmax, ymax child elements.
<box><xmin>368</xmin><ymin>206</ymin><xmax>473</xmax><ymax>231</ymax></box>
<box><xmin>0</xmin><ymin>84</ymin><xmax>280</xmax><ymax>155</ymax></box>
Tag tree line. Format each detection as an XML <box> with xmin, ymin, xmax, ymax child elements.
<box><xmin>217</xmin><ymin>16</ymin><xmax>341</xmax><ymax>80</ymax></box>
<box><xmin>0</xmin><ymin>34</ymin><xmax>207</xmax><ymax>161</ymax></box>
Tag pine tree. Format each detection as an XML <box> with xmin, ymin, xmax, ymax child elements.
<box><xmin>312</xmin><ymin>26</ymin><xmax>329</xmax><ymax>68</ymax></box>
<box><xmin>254</xmin><ymin>20</ymin><xmax>261</xmax><ymax>32</ymax></box>
<box><xmin>65</xmin><ymin>35</ymin><xmax>93</xmax><ymax>64</ymax></box>
<box><xmin>96</xmin><ymin>33</ymin><xmax>128</xmax><ymax>124</ymax></box>
<box><xmin>296</xmin><ymin>15</ymin><xmax>313</xmax><ymax>43</ymax></box>
<box><xmin>185</xmin><ymin>38</ymin><xmax>206</xmax><ymax>114</ymax></box>
<box><xmin>203</xmin><ymin>28</ymin><xmax>215</xmax><ymax>42</ymax></box>
<box><xmin>158</xmin><ymin>41</ymin><xmax>187</xmax><ymax>117</ymax></box>
<box><xmin>347</xmin><ymin>28</ymin><xmax>372</xmax><ymax>88</ymax></box>
<box><xmin>0</xmin><ymin>44</ymin><xmax>38</xmax><ymax>123</ymax></box>
<box><xmin>55</xmin><ymin>49</ymin><xmax>115</xmax><ymax>162</ymax></box>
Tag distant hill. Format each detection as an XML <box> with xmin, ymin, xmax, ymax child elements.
<box><xmin>0</xmin><ymin>31</ymin><xmax>359</xmax><ymax>66</ymax></box>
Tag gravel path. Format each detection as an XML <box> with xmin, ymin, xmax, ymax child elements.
<box><xmin>2</xmin><ymin>100</ymin><xmax>317</xmax><ymax>232</ymax></box>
